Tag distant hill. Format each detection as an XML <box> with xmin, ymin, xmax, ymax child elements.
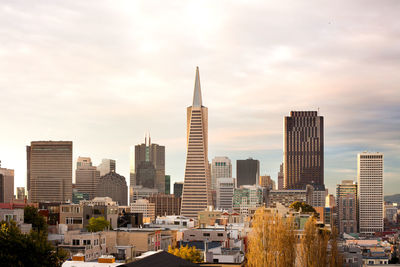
<box><xmin>384</xmin><ymin>194</ymin><xmax>400</xmax><ymax>204</ymax></box>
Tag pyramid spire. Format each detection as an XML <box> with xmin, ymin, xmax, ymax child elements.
<box><xmin>192</xmin><ymin>66</ymin><xmax>202</xmax><ymax>107</ymax></box>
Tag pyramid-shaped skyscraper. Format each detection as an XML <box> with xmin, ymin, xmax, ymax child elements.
<box><xmin>180</xmin><ymin>67</ymin><xmax>212</xmax><ymax>218</ymax></box>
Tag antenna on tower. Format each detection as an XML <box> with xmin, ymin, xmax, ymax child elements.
<box><xmin>317</xmin><ymin>107</ymin><xmax>320</xmax><ymax>115</ymax></box>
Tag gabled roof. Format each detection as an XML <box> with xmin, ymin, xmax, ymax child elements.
<box><xmin>119</xmin><ymin>250</ymin><xmax>198</xmax><ymax>267</ymax></box>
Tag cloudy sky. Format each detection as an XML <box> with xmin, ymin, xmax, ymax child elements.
<box><xmin>0</xmin><ymin>1</ymin><xmax>399</xmax><ymax>195</ymax></box>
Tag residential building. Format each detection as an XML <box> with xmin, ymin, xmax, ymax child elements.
<box><xmin>97</xmin><ymin>159</ymin><xmax>116</xmax><ymax>177</ymax></box>
<box><xmin>0</xmin><ymin>166</ymin><xmax>14</xmax><ymax>203</ymax></box>
<box><xmin>130</xmin><ymin>199</ymin><xmax>156</xmax><ymax>221</ymax></box>
<box><xmin>16</xmin><ymin>187</ymin><xmax>25</xmax><ymax>200</ymax></box>
<box><xmin>357</xmin><ymin>152</ymin><xmax>384</xmax><ymax>234</ymax></box>
<box><xmin>181</xmin><ymin>67</ymin><xmax>212</xmax><ymax>218</ymax></box>
<box><xmin>75</xmin><ymin>157</ymin><xmax>100</xmax><ymax>200</ymax></box>
<box><xmin>60</xmin><ymin>197</ymin><xmax>119</xmax><ymax>230</ymax></box>
<box><xmin>216</xmin><ymin>178</ymin><xmax>235</xmax><ymax>210</ymax></box>
<box><xmin>130</xmin><ymin>136</ymin><xmax>165</xmax><ymax>195</ymax></box>
<box><xmin>27</xmin><ymin>141</ymin><xmax>73</xmax><ymax>202</ymax></box>
<box><xmin>115</xmin><ymin>228</ymin><xmax>162</xmax><ymax>254</ymax></box>
<box><xmin>174</xmin><ymin>182</ymin><xmax>183</xmax><ymax>198</ymax></box>
<box><xmin>284</xmin><ymin>111</ymin><xmax>324</xmax><ymax>189</ymax></box>
<box><xmin>96</xmin><ymin>172</ymin><xmax>128</xmax><ymax>206</ymax></box>
<box><xmin>145</xmin><ymin>193</ymin><xmax>181</xmax><ymax>217</ymax></box>
<box><xmin>309</xmin><ymin>184</ymin><xmax>326</xmax><ymax>207</ymax></box>
<box><xmin>211</xmin><ymin>157</ymin><xmax>232</xmax><ymax>191</ymax></box>
<box><xmin>277</xmin><ymin>163</ymin><xmax>284</xmax><ymax>190</ymax></box>
<box><xmin>259</xmin><ymin>175</ymin><xmax>275</xmax><ymax>190</ymax></box>
<box><xmin>236</xmin><ymin>158</ymin><xmax>260</xmax><ymax>187</ymax></box>
<box><xmin>60</xmin><ymin>230</ymin><xmax>116</xmax><ymax>262</ymax></box>
<box><xmin>0</xmin><ymin>208</ymin><xmax>32</xmax><ymax>233</ymax></box>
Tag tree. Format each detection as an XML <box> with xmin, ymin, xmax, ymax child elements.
<box><xmin>247</xmin><ymin>207</ymin><xmax>296</xmax><ymax>267</ymax></box>
<box><xmin>87</xmin><ymin>216</ymin><xmax>110</xmax><ymax>232</ymax></box>
<box><xmin>0</xmin><ymin>220</ymin><xmax>67</xmax><ymax>267</ymax></box>
<box><xmin>168</xmin><ymin>244</ymin><xmax>203</xmax><ymax>263</ymax></box>
<box><xmin>24</xmin><ymin>206</ymin><xmax>47</xmax><ymax>233</ymax></box>
<box><xmin>289</xmin><ymin>201</ymin><xmax>316</xmax><ymax>214</ymax></box>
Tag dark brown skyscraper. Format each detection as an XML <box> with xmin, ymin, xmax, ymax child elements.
<box><xmin>284</xmin><ymin>111</ymin><xmax>323</xmax><ymax>189</ymax></box>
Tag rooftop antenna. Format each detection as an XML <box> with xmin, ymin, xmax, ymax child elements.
<box><xmin>317</xmin><ymin>107</ymin><xmax>320</xmax><ymax>115</ymax></box>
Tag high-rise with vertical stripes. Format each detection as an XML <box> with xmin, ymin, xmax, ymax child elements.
<box><xmin>181</xmin><ymin>67</ymin><xmax>212</xmax><ymax>218</ymax></box>
<box><xmin>357</xmin><ymin>152</ymin><xmax>384</xmax><ymax>234</ymax></box>
<box><xmin>284</xmin><ymin>111</ymin><xmax>324</xmax><ymax>189</ymax></box>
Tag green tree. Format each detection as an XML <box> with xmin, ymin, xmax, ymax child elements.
<box><xmin>0</xmin><ymin>220</ymin><xmax>67</xmax><ymax>267</ymax></box>
<box><xmin>289</xmin><ymin>201</ymin><xmax>316</xmax><ymax>213</ymax></box>
<box><xmin>168</xmin><ymin>244</ymin><xmax>203</xmax><ymax>263</ymax></box>
<box><xmin>87</xmin><ymin>216</ymin><xmax>110</xmax><ymax>232</ymax></box>
<box><xmin>24</xmin><ymin>206</ymin><xmax>47</xmax><ymax>233</ymax></box>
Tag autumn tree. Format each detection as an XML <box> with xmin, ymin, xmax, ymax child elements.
<box><xmin>247</xmin><ymin>207</ymin><xmax>296</xmax><ymax>267</ymax></box>
<box><xmin>86</xmin><ymin>216</ymin><xmax>111</xmax><ymax>232</ymax></box>
<box><xmin>168</xmin><ymin>244</ymin><xmax>203</xmax><ymax>263</ymax></box>
<box><xmin>298</xmin><ymin>217</ymin><xmax>343</xmax><ymax>267</ymax></box>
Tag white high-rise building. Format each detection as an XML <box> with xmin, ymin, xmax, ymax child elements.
<box><xmin>211</xmin><ymin>157</ymin><xmax>232</xmax><ymax>190</ymax></box>
<box><xmin>216</xmin><ymin>178</ymin><xmax>235</xmax><ymax>210</ymax></box>
<box><xmin>97</xmin><ymin>159</ymin><xmax>116</xmax><ymax>177</ymax></box>
<box><xmin>357</xmin><ymin>152</ymin><xmax>384</xmax><ymax>234</ymax></box>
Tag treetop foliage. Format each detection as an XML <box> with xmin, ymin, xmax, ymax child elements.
<box><xmin>168</xmin><ymin>244</ymin><xmax>203</xmax><ymax>263</ymax></box>
<box><xmin>87</xmin><ymin>216</ymin><xmax>111</xmax><ymax>232</ymax></box>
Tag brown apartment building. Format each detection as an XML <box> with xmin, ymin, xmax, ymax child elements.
<box><xmin>27</xmin><ymin>141</ymin><xmax>73</xmax><ymax>203</ymax></box>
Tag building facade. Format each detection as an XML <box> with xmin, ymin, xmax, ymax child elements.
<box><xmin>236</xmin><ymin>158</ymin><xmax>260</xmax><ymax>187</ymax></box>
<box><xmin>338</xmin><ymin>194</ymin><xmax>357</xmax><ymax>234</ymax></box>
<box><xmin>27</xmin><ymin>141</ymin><xmax>73</xmax><ymax>202</ymax></box>
<box><xmin>181</xmin><ymin>67</ymin><xmax>212</xmax><ymax>218</ymax></box>
<box><xmin>284</xmin><ymin>111</ymin><xmax>324</xmax><ymax>189</ymax></box>
<box><xmin>277</xmin><ymin>163</ymin><xmax>284</xmax><ymax>190</ymax></box>
<box><xmin>75</xmin><ymin>157</ymin><xmax>100</xmax><ymax>200</ymax></box>
<box><xmin>130</xmin><ymin>199</ymin><xmax>156</xmax><ymax>221</ymax></box>
<box><xmin>216</xmin><ymin>178</ymin><xmax>235</xmax><ymax>210</ymax></box>
<box><xmin>259</xmin><ymin>175</ymin><xmax>275</xmax><ymax>190</ymax></box>
<box><xmin>174</xmin><ymin>182</ymin><xmax>183</xmax><ymax>198</ymax></box>
<box><xmin>16</xmin><ymin>187</ymin><xmax>25</xmax><ymax>200</ymax></box>
<box><xmin>211</xmin><ymin>157</ymin><xmax>232</xmax><ymax>190</ymax></box>
<box><xmin>97</xmin><ymin>159</ymin><xmax>116</xmax><ymax>177</ymax></box>
<box><xmin>233</xmin><ymin>185</ymin><xmax>264</xmax><ymax>214</ymax></box>
<box><xmin>357</xmin><ymin>152</ymin><xmax>384</xmax><ymax>234</ymax></box>
<box><xmin>96</xmin><ymin>172</ymin><xmax>128</xmax><ymax>206</ymax></box>
<box><xmin>0</xmin><ymin>167</ymin><xmax>14</xmax><ymax>203</ymax></box>
<box><xmin>130</xmin><ymin>137</ymin><xmax>165</xmax><ymax>195</ymax></box>
<box><xmin>145</xmin><ymin>193</ymin><xmax>181</xmax><ymax>217</ymax></box>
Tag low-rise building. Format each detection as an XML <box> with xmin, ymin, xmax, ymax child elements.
<box><xmin>0</xmin><ymin>208</ymin><xmax>32</xmax><ymax>233</ymax></box>
<box><xmin>130</xmin><ymin>199</ymin><xmax>156</xmax><ymax>222</ymax></box>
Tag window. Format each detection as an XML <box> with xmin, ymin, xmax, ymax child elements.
<box><xmin>217</xmin><ymin>233</ymin><xmax>223</xmax><ymax>237</ymax></box>
<box><xmin>72</xmin><ymin>239</ymin><xmax>80</xmax><ymax>245</ymax></box>
<box><xmin>203</xmin><ymin>233</ymin><xmax>210</xmax><ymax>237</ymax></box>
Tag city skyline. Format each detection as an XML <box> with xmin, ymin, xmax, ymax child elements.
<box><xmin>0</xmin><ymin>1</ymin><xmax>399</xmax><ymax>196</ymax></box>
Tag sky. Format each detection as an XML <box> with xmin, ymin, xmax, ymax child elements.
<box><xmin>0</xmin><ymin>0</ymin><xmax>399</xmax><ymax>195</ymax></box>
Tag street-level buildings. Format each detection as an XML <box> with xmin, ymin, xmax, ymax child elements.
<box><xmin>27</xmin><ymin>141</ymin><xmax>73</xmax><ymax>203</ymax></box>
